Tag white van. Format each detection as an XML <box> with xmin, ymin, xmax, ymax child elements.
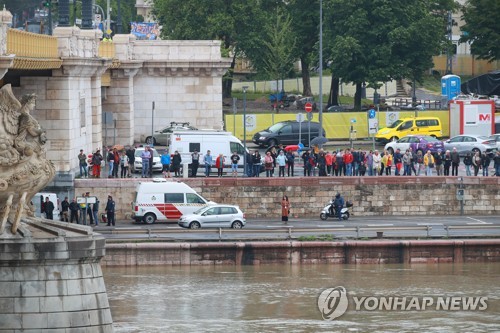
<box><xmin>133</xmin><ymin>179</ymin><xmax>215</xmax><ymax>224</ymax></box>
<box><xmin>32</xmin><ymin>192</ymin><xmax>61</xmax><ymax>221</ymax></box>
<box><xmin>168</xmin><ymin>130</ymin><xmax>249</xmax><ymax>167</ymax></box>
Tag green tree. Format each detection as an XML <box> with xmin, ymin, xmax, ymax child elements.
<box><xmin>152</xmin><ymin>0</ymin><xmax>266</xmax><ymax>98</ymax></box>
<box><xmin>260</xmin><ymin>8</ymin><xmax>296</xmax><ymax>94</ymax></box>
<box><xmin>288</xmin><ymin>0</ymin><xmax>320</xmax><ymax>96</ymax></box>
<box><xmin>460</xmin><ymin>0</ymin><xmax>500</xmax><ymax>62</ymax></box>
<box><xmin>324</xmin><ymin>0</ymin><xmax>453</xmax><ymax>110</ymax></box>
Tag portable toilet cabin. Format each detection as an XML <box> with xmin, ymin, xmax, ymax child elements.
<box><xmin>449</xmin><ymin>99</ymin><xmax>495</xmax><ymax>137</ymax></box>
<box><xmin>441</xmin><ymin>75</ymin><xmax>461</xmax><ymax>103</ymax></box>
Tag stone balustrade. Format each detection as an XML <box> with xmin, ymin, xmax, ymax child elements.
<box><xmin>74</xmin><ymin>176</ymin><xmax>500</xmax><ymax>220</ymax></box>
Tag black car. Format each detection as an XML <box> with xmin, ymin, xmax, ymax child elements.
<box><xmin>252</xmin><ymin>121</ymin><xmax>325</xmax><ymax>147</ymax></box>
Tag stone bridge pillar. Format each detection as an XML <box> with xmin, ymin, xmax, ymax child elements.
<box><xmin>0</xmin><ymin>7</ymin><xmax>14</xmax><ymax>80</ymax></box>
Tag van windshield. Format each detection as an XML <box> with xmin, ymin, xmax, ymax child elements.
<box><xmin>268</xmin><ymin>123</ymin><xmax>286</xmax><ymax>133</ymax></box>
<box><xmin>388</xmin><ymin>120</ymin><xmax>403</xmax><ymax>129</ymax></box>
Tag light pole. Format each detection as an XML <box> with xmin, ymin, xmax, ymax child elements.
<box><xmin>243</xmin><ymin>86</ymin><xmax>249</xmax><ymax>176</ymax></box>
<box><xmin>318</xmin><ymin>0</ymin><xmax>323</xmax><ymax>139</ymax></box>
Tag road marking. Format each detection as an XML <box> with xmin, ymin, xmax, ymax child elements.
<box><xmin>467</xmin><ymin>222</ymin><xmax>493</xmax><ymax>225</ymax></box>
<box><xmin>366</xmin><ymin>224</ymin><xmax>393</xmax><ymax>227</ymax></box>
<box><xmin>266</xmin><ymin>225</ymin><xmax>293</xmax><ymax>228</ymax></box>
<box><xmin>417</xmin><ymin>223</ymin><xmax>443</xmax><ymax>226</ymax></box>
<box><xmin>466</xmin><ymin>217</ymin><xmax>489</xmax><ymax>224</ymax></box>
<box><xmin>318</xmin><ymin>225</ymin><xmax>344</xmax><ymax>228</ymax></box>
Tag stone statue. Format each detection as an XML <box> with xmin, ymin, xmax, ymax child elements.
<box><xmin>0</xmin><ymin>84</ymin><xmax>55</xmax><ymax>234</ymax></box>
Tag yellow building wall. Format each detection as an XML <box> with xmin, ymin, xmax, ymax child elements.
<box><xmin>433</xmin><ymin>55</ymin><xmax>500</xmax><ymax>76</ymax></box>
<box><xmin>225</xmin><ymin>111</ymin><xmax>451</xmax><ymax>141</ymax></box>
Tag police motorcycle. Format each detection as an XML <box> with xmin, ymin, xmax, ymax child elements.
<box><xmin>320</xmin><ymin>199</ymin><xmax>353</xmax><ymax>221</ymax></box>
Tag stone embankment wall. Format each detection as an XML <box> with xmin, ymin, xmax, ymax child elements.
<box><xmin>102</xmin><ymin>239</ymin><xmax>500</xmax><ymax>266</ymax></box>
<box><xmin>75</xmin><ymin>177</ymin><xmax>500</xmax><ymax>220</ymax></box>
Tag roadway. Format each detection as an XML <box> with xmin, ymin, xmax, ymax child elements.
<box><xmin>95</xmin><ymin>215</ymin><xmax>500</xmax><ymax>241</ymax></box>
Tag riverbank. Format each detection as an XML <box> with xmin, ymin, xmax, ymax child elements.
<box><xmin>102</xmin><ymin>239</ymin><xmax>500</xmax><ymax>266</ymax></box>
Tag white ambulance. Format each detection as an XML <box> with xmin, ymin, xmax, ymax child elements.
<box><xmin>168</xmin><ymin>130</ymin><xmax>248</xmax><ymax>166</ymax></box>
<box><xmin>132</xmin><ymin>179</ymin><xmax>215</xmax><ymax>224</ymax></box>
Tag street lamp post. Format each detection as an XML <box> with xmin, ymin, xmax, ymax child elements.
<box><xmin>243</xmin><ymin>86</ymin><xmax>249</xmax><ymax>177</ymax></box>
<box><xmin>318</xmin><ymin>0</ymin><xmax>323</xmax><ymax>139</ymax></box>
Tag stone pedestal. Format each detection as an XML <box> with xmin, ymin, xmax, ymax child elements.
<box><xmin>0</xmin><ymin>219</ymin><xmax>113</xmax><ymax>332</ymax></box>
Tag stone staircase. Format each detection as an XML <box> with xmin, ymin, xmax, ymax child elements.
<box><xmin>396</xmin><ymin>79</ymin><xmax>411</xmax><ymax>98</ymax></box>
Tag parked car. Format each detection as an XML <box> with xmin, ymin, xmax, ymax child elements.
<box><xmin>443</xmin><ymin>135</ymin><xmax>497</xmax><ymax>156</ymax></box>
<box><xmin>384</xmin><ymin>135</ymin><xmax>444</xmax><ymax>155</ymax></box>
<box><xmin>145</xmin><ymin>122</ymin><xmax>197</xmax><ymax>145</ymax></box>
<box><xmin>326</xmin><ymin>105</ymin><xmax>346</xmax><ymax>112</ymax></box>
<box><xmin>488</xmin><ymin>134</ymin><xmax>500</xmax><ymax>149</ymax></box>
<box><xmin>252</xmin><ymin>121</ymin><xmax>325</xmax><ymax>147</ymax></box>
<box><xmin>375</xmin><ymin>117</ymin><xmax>443</xmax><ymax>143</ymax></box>
<box><xmin>178</xmin><ymin>205</ymin><xmax>246</xmax><ymax>229</ymax></box>
<box><xmin>131</xmin><ymin>147</ymin><xmax>162</xmax><ymax>173</ymax></box>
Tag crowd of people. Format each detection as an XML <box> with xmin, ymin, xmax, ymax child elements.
<box><xmin>244</xmin><ymin>145</ymin><xmax>500</xmax><ymax>178</ymax></box>
<box><xmin>78</xmin><ymin>144</ymin><xmax>500</xmax><ymax>179</ymax></box>
<box><xmin>43</xmin><ymin>192</ymin><xmax>116</xmax><ymax>227</ymax></box>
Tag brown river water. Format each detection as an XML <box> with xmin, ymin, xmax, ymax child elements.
<box><xmin>103</xmin><ymin>263</ymin><xmax>500</xmax><ymax>332</ymax></box>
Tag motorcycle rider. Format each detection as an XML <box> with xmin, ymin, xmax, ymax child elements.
<box><xmin>333</xmin><ymin>193</ymin><xmax>345</xmax><ymax>220</ymax></box>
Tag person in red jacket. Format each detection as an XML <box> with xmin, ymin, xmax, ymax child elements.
<box><xmin>344</xmin><ymin>149</ymin><xmax>354</xmax><ymax>176</ymax></box>
<box><xmin>325</xmin><ymin>151</ymin><xmax>333</xmax><ymax>176</ymax></box>
<box><xmin>215</xmin><ymin>153</ymin><xmax>225</xmax><ymax>177</ymax></box>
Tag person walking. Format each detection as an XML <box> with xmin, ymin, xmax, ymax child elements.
<box><xmin>61</xmin><ymin>197</ymin><xmax>70</xmax><ymax>222</ymax></box>
<box><xmin>141</xmin><ymin>147</ymin><xmax>151</xmax><ymax>178</ymax></box>
<box><xmin>69</xmin><ymin>198</ymin><xmax>79</xmax><ymax>223</ymax></box>
<box><xmin>161</xmin><ymin>150</ymin><xmax>171</xmax><ymax>178</ymax></box>
<box><xmin>281</xmin><ymin>195</ymin><xmax>290</xmax><ymax>223</ymax></box>
<box><xmin>204</xmin><ymin>150</ymin><xmax>213</xmax><ymax>177</ymax></box>
<box><xmin>105</xmin><ymin>195</ymin><xmax>116</xmax><ymax>227</ymax></box>
<box><xmin>44</xmin><ymin>197</ymin><xmax>54</xmax><ymax>220</ymax></box>
<box><xmin>191</xmin><ymin>149</ymin><xmax>200</xmax><ymax>177</ymax></box>
<box><xmin>215</xmin><ymin>153</ymin><xmax>225</xmax><ymax>177</ymax></box>
<box><xmin>78</xmin><ymin>149</ymin><xmax>88</xmax><ymax>178</ymax></box>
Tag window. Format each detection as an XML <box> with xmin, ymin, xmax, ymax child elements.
<box><xmin>186</xmin><ymin>193</ymin><xmax>206</xmax><ymax>204</ymax></box>
<box><xmin>230</xmin><ymin>142</ymin><xmax>246</xmax><ymax>155</ymax></box>
<box><xmin>279</xmin><ymin>125</ymin><xmax>292</xmax><ymax>134</ymax></box>
<box><xmin>428</xmin><ymin>119</ymin><xmax>439</xmax><ymax>126</ymax></box>
<box><xmin>204</xmin><ymin>208</ymin><xmax>217</xmax><ymax>215</ymax></box>
<box><xmin>415</xmin><ymin>120</ymin><xmax>427</xmax><ymax>127</ymax></box>
<box><xmin>164</xmin><ymin>193</ymin><xmax>184</xmax><ymax>203</ymax></box>
<box><xmin>219</xmin><ymin>207</ymin><xmax>237</xmax><ymax>215</ymax></box>
<box><xmin>80</xmin><ymin>97</ymin><xmax>86</xmax><ymax>128</ymax></box>
<box><xmin>408</xmin><ymin>137</ymin><xmax>420</xmax><ymax>143</ymax></box>
<box><xmin>189</xmin><ymin>143</ymin><xmax>201</xmax><ymax>152</ymax></box>
<box><xmin>450</xmin><ymin>136</ymin><xmax>463</xmax><ymax>143</ymax></box>
<box><xmin>463</xmin><ymin>136</ymin><xmax>476</xmax><ymax>143</ymax></box>
<box><xmin>400</xmin><ymin>121</ymin><xmax>413</xmax><ymax>130</ymax></box>
<box><xmin>398</xmin><ymin>137</ymin><xmax>411</xmax><ymax>143</ymax></box>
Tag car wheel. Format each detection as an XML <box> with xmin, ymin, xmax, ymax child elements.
<box><xmin>320</xmin><ymin>213</ymin><xmax>328</xmax><ymax>220</ymax></box>
<box><xmin>387</xmin><ymin>147</ymin><xmax>394</xmax><ymax>155</ymax></box>
<box><xmin>143</xmin><ymin>213</ymin><xmax>156</xmax><ymax>224</ymax></box>
<box><xmin>189</xmin><ymin>221</ymin><xmax>201</xmax><ymax>229</ymax></box>
<box><xmin>231</xmin><ymin>221</ymin><xmax>243</xmax><ymax>229</ymax></box>
<box><xmin>267</xmin><ymin>139</ymin><xmax>278</xmax><ymax>147</ymax></box>
<box><xmin>145</xmin><ymin>136</ymin><xmax>156</xmax><ymax>145</ymax></box>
